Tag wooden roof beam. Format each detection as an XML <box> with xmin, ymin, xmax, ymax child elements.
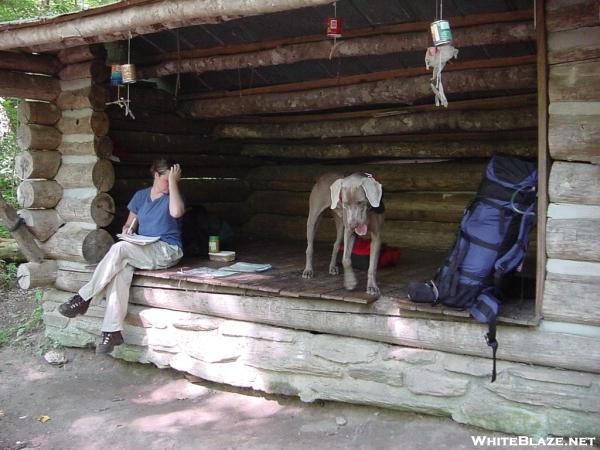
<box><xmin>140</xmin><ymin>20</ymin><xmax>534</xmax><ymax>79</ymax></box>
<box><xmin>180</xmin><ymin>63</ymin><xmax>537</xmax><ymax>119</ymax></box>
<box><xmin>181</xmin><ymin>55</ymin><xmax>536</xmax><ymax>101</ymax></box>
<box><xmin>0</xmin><ymin>0</ymin><xmax>336</xmax><ymax>52</ymax></box>
<box><xmin>138</xmin><ymin>9</ymin><xmax>533</xmax><ymax>65</ymax></box>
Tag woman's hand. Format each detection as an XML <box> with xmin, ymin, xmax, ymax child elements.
<box><xmin>168</xmin><ymin>164</ymin><xmax>182</xmax><ymax>185</ymax></box>
<box><xmin>122</xmin><ymin>214</ymin><xmax>137</xmax><ymax>235</ymax></box>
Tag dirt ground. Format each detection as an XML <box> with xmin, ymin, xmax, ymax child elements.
<box><xmin>0</xmin><ymin>286</ymin><xmax>585</xmax><ymax>450</ymax></box>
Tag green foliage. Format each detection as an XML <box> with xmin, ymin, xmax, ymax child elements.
<box><xmin>0</xmin><ymin>97</ymin><xmax>19</xmax><ymax>238</ymax></box>
<box><xmin>0</xmin><ymin>0</ymin><xmax>119</xmax><ymax>22</ymax></box>
<box><xmin>0</xmin><ymin>261</ymin><xmax>18</xmax><ymax>289</ymax></box>
<box><xmin>0</xmin><ymin>288</ymin><xmax>45</xmax><ymax>349</ymax></box>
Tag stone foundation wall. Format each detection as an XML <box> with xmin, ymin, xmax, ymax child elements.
<box><xmin>43</xmin><ymin>288</ymin><xmax>600</xmax><ymax>438</ymax></box>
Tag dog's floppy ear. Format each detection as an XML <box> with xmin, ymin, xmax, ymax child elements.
<box><xmin>362</xmin><ymin>177</ymin><xmax>382</xmax><ymax>207</ymax></box>
<box><xmin>330</xmin><ymin>178</ymin><xmax>343</xmax><ymax>209</ymax></box>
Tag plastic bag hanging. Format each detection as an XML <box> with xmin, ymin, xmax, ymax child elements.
<box><xmin>425</xmin><ymin>0</ymin><xmax>458</xmax><ymax>107</ymax></box>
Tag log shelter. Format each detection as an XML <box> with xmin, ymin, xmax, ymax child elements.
<box><xmin>1</xmin><ymin>0</ymin><xmax>599</xmax><ymax>437</ymax></box>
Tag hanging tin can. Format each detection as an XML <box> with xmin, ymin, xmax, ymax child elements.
<box><xmin>121</xmin><ymin>63</ymin><xmax>137</xmax><ymax>84</ymax></box>
<box><xmin>430</xmin><ymin>20</ymin><xmax>453</xmax><ymax>46</ymax></box>
<box><xmin>110</xmin><ymin>64</ymin><xmax>123</xmax><ymax>86</ymax></box>
<box><xmin>326</xmin><ymin>17</ymin><xmax>342</xmax><ymax>38</ymax></box>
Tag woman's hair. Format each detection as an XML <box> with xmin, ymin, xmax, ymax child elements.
<box><xmin>150</xmin><ymin>158</ymin><xmax>175</xmax><ymax>176</ymax></box>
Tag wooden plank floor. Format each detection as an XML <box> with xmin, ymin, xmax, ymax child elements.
<box><xmin>135</xmin><ymin>238</ymin><xmax>538</xmax><ymax>325</ymax></box>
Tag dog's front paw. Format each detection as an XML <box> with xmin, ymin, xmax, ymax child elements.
<box><xmin>329</xmin><ymin>265</ymin><xmax>339</xmax><ymax>275</ymax></box>
<box><xmin>344</xmin><ymin>272</ymin><xmax>357</xmax><ymax>291</ymax></box>
<box><xmin>366</xmin><ymin>283</ymin><xmax>380</xmax><ymax>296</ymax></box>
<box><xmin>302</xmin><ymin>269</ymin><xmax>314</xmax><ymax>279</ymax></box>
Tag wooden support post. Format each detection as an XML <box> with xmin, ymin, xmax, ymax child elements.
<box><xmin>54</xmin><ymin>159</ymin><xmax>115</xmax><ymax>192</ymax></box>
<box><xmin>17</xmin><ymin>180</ymin><xmax>63</xmax><ymax>209</ymax></box>
<box><xmin>15</xmin><ymin>150</ymin><xmax>61</xmax><ymax>180</ymax></box>
<box><xmin>18</xmin><ymin>101</ymin><xmax>61</xmax><ymax>126</ymax></box>
<box><xmin>17</xmin><ymin>209</ymin><xmax>64</xmax><ymax>242</ymax></box>
<box><xmin>56</xmin><ymin>192</ymin><xmax>115</xmax><ymax>227</ymax></box>
<box><xmin>56</xmin><ymin>85</ymin><xmax>108</xmax><ymax>111</ymax></box>
<box><xmin>0</xmin><ymin>70</ymin><xmax>60</xmax><ymax>101</ymax></box>
<box><xmin>57</xmin><ymin>109</ymin><xmax>109</xmax><ymax>136</ymax></box>
<box><xmin>17</xmin><ymin>124</ymin><xmax>62</xmax><ymax>150</ymax></box>
<box><xmin>39</xmin><ymin>223</ymin><xmax>114</xmax><ymax>264</ymax></box>
<box><xmin>17</xmin><ymin>261</ymin><xmax>58</xmax><ymax>289</ymax></box>
<box><xmin>0</xmin><ymin>194</ymin><xmax>44</xmax><ymax>263</ymax></box>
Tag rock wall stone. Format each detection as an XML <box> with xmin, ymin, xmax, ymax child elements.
<box><xmin>43</xmin><ymin>289</ymin><xmax>600</xmax><ymax>438</ymax></box>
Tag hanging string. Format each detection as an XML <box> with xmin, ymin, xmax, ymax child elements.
<box><xmin>174</xmin><ymin>30</ymin><xmax>181</xmax><ymax>102</ymax></box>
<box><xmin>125</xmin><ymin>31</ymin><xmax>135</xmax><ymax>119</ymax></box>
<box><xmin>329</xmin><ymin>1</ymin><xmax>339</xmax><ymax>60</ymax></box>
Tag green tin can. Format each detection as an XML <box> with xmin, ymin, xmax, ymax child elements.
<box><xmin>430</xmin><ymin>20</ymin><xmax>452</xmax><ymax>46</ymax></box>
<box><xmin>209</xmin><ymin>235</ymin><xmax>220</xmax><ymax>253</ymax></box>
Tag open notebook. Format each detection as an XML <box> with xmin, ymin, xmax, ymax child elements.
<box><xmin>116</xmin><ymin>234</ymin><xmax>160</xmax><ymax>245</ymax></box>
<box><xmin>221</xmin><ymin>262</ymin><xmax>272</xmax><ymax>273</ymax></box>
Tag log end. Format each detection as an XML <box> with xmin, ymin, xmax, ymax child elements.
<box><xmin>82</xmin><ymin>229</ymin><xmax>114</xmax><ymax>264</ymax></box>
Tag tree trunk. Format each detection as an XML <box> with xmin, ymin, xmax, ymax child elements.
<box><xmin>548</xmin><ymin>27</ymin><xmax>600</xmax><ymax>65</ymax></box>
<box><xmin>550</xmin><ymin>60</ymin><xmax>600</xmax><ymax>102</ymax></box>
<box><xmin>57</xmin><ymin>109</ymin><xmax>109</xmax><ymax>136</ymax></box>
<box><xmin>58</xmin><ymin>60</ymin><xmax>108</xmax><ymax>82</ymax></box>
<box><xmin>17</xmin><ymin>209</ymin><xmax>64</xmax><ymax>242</ymax></box>
<box><xmin>248</xmin><ymin>191</ymin><xmax>473</xmax><ymax>222</ymax></box>
<box><xmin>39</xmin><ymin>223</ymin><xmax>114</xmax><ymax>264</ymax></box>
<box><xmin>242</xmin><ymin>140</ymin><xmax>536</xmax><ymax>159</ymax></box>
<box><xmin>0</xmin><ymin>51</ymin><xmax>62</xmax><ymax>75</ymax></box>
<box><xmin>54</xmin><ymin>159</ymin><xmax>115</xmax><ymax>192</ymax></box>
<box><xmin>549</xmin><ymin>162</ymin><xmax>600</xmax><ymax>205</ymax></box>
<box><xmin>243</xmin><ymin>214</ymin><xmax>458</xmax><ymax>250</ymax></box>
<box><xmin>56</xmin><ymin>84</ymin><xmax>108</xmax><ymax>110</ymax></box>
<box><xmin>18</xmin><ymin>101</ymin><xmax>61</xmax><ymax>126</ymax></box>
<box><xmin>546</xmin><ymin>0</ymin><xmax>599</xmax><ymax>32</ymax></box>
<box><xmin>547</xmin><ymin>218</ymin><xmax>600</xmax><ymax>262</ymax></box>
<box><xmin>56</xmin><ymin>192</ymin><xmax>115</xmax><ymax>227</ymax></box>
<box><xmin>17</xmin><ymin>124</ymin><xmax>62</xmax><ymax>150</ymax></box>
<box><xmin>182</xmin><ymin>65</ymin><xmax>537</xmax><ymax>118</ymax></box>
<box><xmin>17</xmin><ymin>261</ymin><xmax>57</xmax><ymax>289</ymax></box>
<box><xmin>219</xmin><ymin>107</ymin><xmax>536</xmax><ymax>140</ymax></box>
<box><xmin>17</xmin><ymin>180</ymin><xmax>62</xmax><ymax>209</ymax></box>
<box><xmin>549</xmin><ymin>109</ymin><xmax>600</xmax><ymax>164</ymax></box>
<box><xmin>58</xmin><ymin>44</ymin><xmax>107</xmax><ymax>64</ymax></box>
<box><xmin>246</xmin><ymin>162</ymin><xmax>485</xmax><ymax>192</ymax></box>
<box><xmin>141</xmin><ymin>22</ymin><xmax>533</xmax><ymax>78</ymax></box>
<box><xmin>59</xmin><ymin>135</ymin><xmax>113</xmax><ymax>158</ymax></box>
<box><xmin>55</xmin><ymin>268</ymin><xmax>92</xmax><ymax>293</ymax></box>
<box><xmin>0</xmin><ymin>70</ymin><xmax>60</xmax><ymax>102</ymax></box>
<box><xmin>0</xmin><ymin>195</ymin><xmax>44</xmax><ymax>263</ymax></box>
<box><xmin>15</xmin><ymin>150</ymin><xmax>61</xmax><ymax>180</ymax></box>
<box><xmin>0</xmin><ymin>0</ymin><xmax>337</xmax><ymax>51</ymax></box>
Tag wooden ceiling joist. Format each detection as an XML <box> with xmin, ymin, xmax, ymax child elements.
<box><xmin>140</xmin><ymin>21</ymin><xmax>534</xmax><ymax>79</ymax></box>
<box><xmin>0</xmin><ymin>51</ymin><xmax>62</xmax><ymax>76</ymax></box>
<box><xmin>181</xmin><ymin>63</ymin><xmax>536</xmax><ymax>119</ymax></box>
<box><xmin>181</xmin><ymin>54</ymin><xmax>536</xmax><ymax>101</ymax></box>
<box><xmin>0</xmin><ymin>0</ymin><xmax>336</xmax><ymax>52</ymax></box>
<box><xmin>216</xmin><ymin>94</ymin><xmax>537</xmax><ymax>124</ymax></box>
<box><xmin>138</xmin><ymin>9</ymin><xmax>533</xmax><ymax>65</ymax></box>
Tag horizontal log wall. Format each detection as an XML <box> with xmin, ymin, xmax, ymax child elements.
<box><xmin>234</xmin><ymin>104</ymin><xmax>537</xmax><ymax>252</ymax></box>
<box><xmin>107</xmin><ymin>83</ymin><xmax>255</xmax><ymax>233</ymax></box>
<box><xmin>543</xmin><ymin>0</ymin><xmax>600</xmax><ymax>328</ymax></box>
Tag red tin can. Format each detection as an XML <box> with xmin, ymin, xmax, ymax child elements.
<box><xmin>326</xmin><ymin>17</ymin><xmax>342</xmax><ymax>38</ymax></box>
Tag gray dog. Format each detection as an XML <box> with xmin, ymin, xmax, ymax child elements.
<box><xmin>302</xmin><ymin>172</ymin><xmax>384</xmax><ymax>295</ymax></box>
